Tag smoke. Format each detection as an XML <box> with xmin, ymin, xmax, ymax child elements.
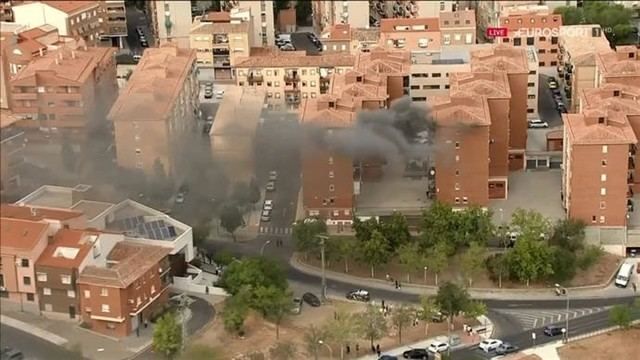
<box><xmin>307</xmin><ymin>96</ymin><xmax>437</xmax><ymax>163</ymax></box>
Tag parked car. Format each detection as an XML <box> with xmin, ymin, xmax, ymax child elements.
<box><xmin>291</xmin><ymin>297</ymin><xmax>303</xmax><ymax>314</ymax></box>
<box><xmin>495</xmin><ymin>342</ymin><xmax>519</xmax><ymax>355</ymax></box>
<box><xmin>346</xmin><ymin>289</ymin><xmax>370</xmax><ymax>302</ymax></box>
<box><xmin>133</xmin><ymin>54</ymin><xmax>142</xmax><ymax>62</ymax></box>
<box><xmin>266</xmin><ymin>181</ymin><xmax>276</xmax><ymax>192</ymax></box>
<box><xmin>302</xmin><ymin>292</ymin><xmax>321</xmax><ymax>307</ymax></box>
<box><xmin>543</xmin><ymin>325</ymin><xmax>564</xmax><ymax>337</ymax></box>
<box><xmin>175</xmin><ymin>192</ymin><xmax>185</xmax><ymax>204</ymax></box>
<box><xmin>378</xmin><ymin>356</ymin><xmax>399</xmax><ymax>360</ymax></box>
<box><xmin>263</xmin><ymin>199</ymin><xmax>273</xmax><ymax>211</ymax></box>
<box><xmin>141</xmin><ymin>39</ymin><xmax>148</xmax><ymax>47</ymax></box>
<box><xmin>402</xmin><ymin>348</ymin><xmax>430</xmax><ymax>359</ymax></box>
<box><xmin>479</xmin><ymin>339</ymin><xmax>503</xmax><ymax>353</ymax></box>
<box><xmin>205</xmin><ymin>115</ymin><xmax>213</xmax><ymax>124</ymax></box>
<box><xmin>528</xmin><ymin>119</ymin><xmax>549</xmax><ymax>128</ymax></box>
<box><xmin>204</xmin><ymin>88</ymin><xmax>213</xmax><ymax>99</ymax></box>
<box><xmin>1</xmin><ymin>347</ymin><xmax>24</xmax><ymax>360</ymax></box>
<box><xmin>215</xmin><ymin>90</ymin><xmax>224</xmax><ymax>99</ymax></box>
<box><xmin>427</xmin><ymin>341</ymin><xmax>449</xmax><ymax>353</ymax></box>
<box><xmin>269</xmin><ymin>170</ymin><xmax>278</xmax><ymax>181</ymax></box>
<box><xmin>260</xmin><ymin>210</ymin><xmax>271</xmax><ymax>222</ymax></box>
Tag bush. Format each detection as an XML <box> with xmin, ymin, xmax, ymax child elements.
<box><xmin>550</xmin><ymin>247</ymin><xmax>577</xmax><ymax>282</ymax></box>
<box><xmin>485</xmin><ymin>253</ymin><xmax>507</xmax><ymax>282</ymax></box>
<box><xmin>213</xmin><ymin>251</ymin><xmax>235</xmax><ymax>267</ymax></box>
<box><xmin>577</xmin><ymin>245</ymin><xmax>603</xmax><ymax>270</ymax></box>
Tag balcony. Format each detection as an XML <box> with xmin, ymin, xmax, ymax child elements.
<box><xmin>630</xmin><ymin>157</ymin><xmax>636</xmax><ymax>170</ymax></box>
<box><xmin>631</xmin><ymin>145</ymin><xmax>637</xmax><ymax>157</ymax></box>
<box><xmin>284</xmin><ymin>73</ymin><xmax>300</xmax><ymax>82</ymax></box>
<box><xmin>629</xmin><ymin>173</ymin><xmax>635</xmax><ymax>185</ymax></box>
<box><xmin>248</xmin><ymin>73</ymin><xmax>263</xmax><ymax>84</ymax></box>
<box><xmin>11</xmin><ymin>92</ymin><xmax>37</xmax><ymax>101</ymax></box>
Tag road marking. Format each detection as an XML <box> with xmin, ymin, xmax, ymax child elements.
<box><xmin>533</xmin><ymin>319</ymin><xmax>538</xmax><ymax>328</ymax></box>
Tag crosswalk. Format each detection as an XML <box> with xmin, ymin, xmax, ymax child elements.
<box><xmin>493</xmin><ymin>306</ymin><xmax>610</xmax><ymax>330</ymax></box>
<box><xmin>259</xmin><ymin>226</ymin><xmax>293</xmax><ymax>235</ymax></box>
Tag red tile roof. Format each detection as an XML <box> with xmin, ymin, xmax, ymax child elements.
<box><xmin>0</xmin><ymin>217</ymin><xmax>48</xmax><ymax>251</ymax></box>
<box><xmin>1</xmin><ymin>204</ymin><xmax>83</xmax><ymax>221</ymax></box>
<box><xmin>41</xmin><ymin>1</ymin><xmax>98</xmax><ymax>14</ymax></box>
<box><xmin>380</xmin><ymin>17</ymin><xmax>440</xmax><ymax>33</ymax></box>
<box><xmin>36</xmin><ymin>228</ymin><xmax>95</xmax><ymax>269</ymax></box>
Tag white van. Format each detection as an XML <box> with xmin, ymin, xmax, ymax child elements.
<box><xmin>615</xmin><ymin>263</ymin><xmax>634</xmax><ymax>288</ymax></box>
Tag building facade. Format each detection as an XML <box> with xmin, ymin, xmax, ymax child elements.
<box><xmin>313</xmin><ymin>0</ymin><xmax>369</xmax><ymax>34</ymax></box>
<box><xmin>379</xmin><ymin>17</ymin><xmax>441</xmax><ymax>53</ymax></box>
<box><xmin>148</xmin><ymin>0</ymin><xmax>192</xmax><ymax>49</ymax></box>
<box><xmin>1</xmin><ymin>112</ymin><xmax>24</xmax><ymax>193</ymax></box>
<box><xmin>439</xmin><ymin>9</ymin><xmax>476</xmax><ymax>46</ymax></box>
<box><xmin>190</xmin><ymin>17</ymin><xmax>250</xmax><ymax>79</ymax></box>
<box><xmin>98</xmin><ymin>0</ymin><xmax>127</xmax><ymax>48</ymax></box>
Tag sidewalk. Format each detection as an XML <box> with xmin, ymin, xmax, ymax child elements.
<box><xmin>291</xmin><ymin>255</ymin><xmax>637</xmax><ymax>301</ymax></box>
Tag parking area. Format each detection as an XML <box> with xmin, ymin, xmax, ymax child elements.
<box><xmin>538</xmin><ymin>73</ymin><xmax>567</xmax><ymax>128</ymax></box>
<box><xmin>290</xmin><ymin>32</ymin><xmax>322</xmax><ymax>55</ymax></box>
<box><xmin>489</xmin><ymin>170</ymin><xmax>565</xmax><ymax>224</ymax></box>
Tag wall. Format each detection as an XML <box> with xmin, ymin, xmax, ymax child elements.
<box><xmin>506</xmin><ymin>72</ymin><xmax>529</xmax><ymax>153</ymax></box>
<box><xmin>34</xmin><ymin>265</ymin><xmax>79</xmax><ymax>319</ymax></box>
<box><xmin>410</xmin><ymin>61</ymin><xmax>471</xmax><ymax>101</ymax></box>
<box><xmin>156</xmin><ymin>1</ymin><xmax>192</xmax><ymax>49</ymax></box>
<box><xmin>12</xmin><ymin>3</ymin><xmax>68</xmax><ymax>36</ymax></box>
<box><xmin>487</xmin><ymin>97</ymin><xmax>510</xmax><ymax>178</ymax></box>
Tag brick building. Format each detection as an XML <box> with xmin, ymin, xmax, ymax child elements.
<box><xmin>379</xmin><ymin>17</ymin><xmax>441</xmax><ymax>53</ymax></box>
<box><xmin>438</xmin><ymin>9</ymin><xmax>476</xmax><ymax>46</ymax></box>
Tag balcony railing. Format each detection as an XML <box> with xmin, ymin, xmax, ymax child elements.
<box><xmin>284</xmin><ymin>73</ymin><xmax>300</xmax><ymax>82</ymax></box>
<box><xmin>248</xmin><ymin>74</ymin><xmax>263</xmax><ymax>84</ymax></box>
<box><xmin>630</xmin><ymin>157</ymin><xmax>636</xmax><ymax>170</ymax></box>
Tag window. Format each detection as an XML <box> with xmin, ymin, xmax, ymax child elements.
<box><xmin>602</xmin><ymin>145</ymin><xmax>608</xmax><ymax>153</ymax></box>
<box><xmin>455</xmin><ymin>197</ymin><xmax>461</xmax><ymax>204</ymax></box>
<box><xmin>275</xmin><ymin>92</ymin><xmax>281</xmax><ymax>99</ymax></box>
<box><xmin>601</xmin><ymin>174</ymin><xmax>607</xmax><ymax>182</ymax></box>
<box><xmin>539</xmin><ymin>62</ymin><xmax>545</xmax><ymax>66</ymax></box>
<box><xmin>328</xmin><ymin>157</ymin><xmax>334</xmax><ymax>165</ymax></box>
<box><xmin>600</xmin><ymin>188</ymin><xmax>606</xmax><ymax>196</ymax></box>
<box><xmin>528</xmin><ymin>95</ymin><xmax>536</xmax><ymax>99</ymax></box>
<box><xmin>274</xmin><ymin>81</ymin><xmax>280</xmax><ymax>86</ymax></box>
<box><xmin>465</xmin><ymin>33</ymin><xmax>473</xmax><ymax>44</ymax></box>
<box><xmin>61</xmin><ymin>275</ymin><xmax>71</xmax><ymax>284</ymax></box>
<box><xmin>443</xmin><ymin>34</ymin><xmax>451</xmax><ymax>45</ymax></box>
<box><xmin>301</xmin><ymin>69</ymin><xmax>307</xmax><ymax>75</ymax></box>
<box><xmin>21</xmin><ymin>259</ymin><xmax>29</xmax><ymax>267</ymax></box>
<box><xmin>539</xmin><ymin>37</ymin><xmax>546</xmax><ymax>41</ymax></box>
<box><xmin>439</xmin><ymin>1</ymin><xmax>445</xmax><ymax>10</ymax></box>
<box><xmin>310</xmin><ymin>81</ymin><xmax>316</xmax><ymax>87</ymax></box>
<box><xmin>591</xmin><ymin>216</ymin><xmax>597</xmax><ymax>223</ymax></box>
<box><xmin>101</xmin><ymin>304</ymin><xmax>110</xmax><ymax>313</ymax></box>
<box><xmin>37</xmin><ymin>273</ymin><xmax>47</xmax><ymax>282</ymax></box>
<box><xmin>455</xmin><ymin>155</ymin><xmax>460</xmax><ymax>162</ymax></box>
<box><xmin>67</xmin><ymin>290</ymin><xmax>76</xmax><ymax>298</ymax></box>
<box><xmin>528</xmin><ymin>82</ymin><xmax>535</xmax><ymax>87</ymax></box>
<box><xmin>527</xmin><ymin>108</ymin><xmax>535</xmax><ymax>113</ymax></box>
<box><xmin>455</xmin><ymin>183</ymin><xmax>460</xmax><ymax>191</ymax></box>
<box><xmin>599</xmin><ymin>216</ymin><xmax>605</xmax><ymax>224</ymax></box>
<box><xmin>600</xmin><ymin>201</ymin><xmax>606</xmax><ymax>209</ymax></box>
<box><xmin>432</xmin><ymin>73</ymin><xmax>441</xmax><ymax>78</ymax></box>
<box><xmin>26</xmin><ymin>293</ymin><xmax>34</xmax><ymax>301</ymax></box>
<box><xmin>37</xmin><ymin>86</ymin><xmax>45</xmax><ymax>93</ymax></box>
<box><xmin>329</xmin><ymin>184</ymin><xmax>335</xmax><ymax>192</ymax></box>
<box><xmin>551</xmin><ymin>37</ymin><xmax>558</xmax><ymax>44</ymax></box>
<box><xmin>332</xmin><ymin>210</ymin><xmax>339</xmax><ymax>217</ymax></box>
<box><xmin>311</xmin><ymin>92</ymin><xmax>316</xmax><ymax>98</ymax></box>
<box><xmin>539</xmin><ymin>49</ymin><xmax>546</xmax><ymax>54</ymax></box>
<box><xmin>513</xmin><ymin>38</ymin><xmax>521</xmax><ymax>46</ymax></box>
<box><xmin>329</xmin><ymin>171</ymin><xmax>334</xmax><ymax>178</ymax></box>
<box><xmin>135</xmin><ymin>148</ymin><xmax>141</xmax><ymax>154</ymax></box>
<box><xmin>100</xmin><ymin>288</ymin><xmax>108</xmax><ymax>296</ymax></box>
<box><xmin>455</xmin><ymin>170</ymin><xmax>460</xmax><ymax>176</ymax></box>
<box><xmin>527</xmin><ymin>37</ymin><xmax>534</xmax><ymax>45</ymax></box>
<box><xmin>84</xmin><ymin>290</ymin><xmax>90</xmax><ymax>298</ymax></box>
<box><xmin>455</xmin><ymin>141</ymin><xmax>460</xmax><ymax>149</ymax></box>
<box><xmin>502</xmin><ymin>38</ymin><xmax>509</xmax><ymax>43</ymax></box>
<box><xmin>23</xmin><ymin>276</ymin><xmax>31</xmax><ymax>286</ymax></box>
<box><xmin>43</xmin><ymin>288</ymin><xmax>51</xmax><ymax>296</ymax></box>
<box><xmin>550</xmin><ymin>49</ymin><xmax>558</xmax><ymax>54</ymax></box>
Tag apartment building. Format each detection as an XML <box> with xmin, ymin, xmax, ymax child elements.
<box><xmin>0</xmin><ymin>218</ymin><xmax>50</xmax><ymax>312</ymax></box>
<box><xmin>219</xmin><ymin>0</ymin><xmax>275</xmax><ymax>47</ymax></box>
<box><xmin>562</xmin><ymin>85</ymin><xmax>640</xmax><ymax>227</ymax></box>
<box><xmin>234</xmin><ymin>51</ymin><xmax>355</xmax><ymax>110</ymax></box>
<box><xmin>369</xmin><ymin>1</ymin><xmax>458</xmax><ymax>23</ymax></box>
<box><xmin>439</xmin><ymin>10</ymin><xmax>476</xmax><ymax>46</ymax></box>
<box><xmin>320</xmin><ymin>24</ymin><xmax>381</xmax><ymax>54</ymax></box>
<box><xmin>525</xmin><ymin>46</ymin><xmax>539</xmax><ymax>118</ymax></box>
<box><xmin>190</xmin><ymin>18</ymin><xmax>250</xmax><ymax>79</ymax></box>
<box><xmin>498</xmin><ymin>5</ymin><xmax>562</xmax><ymax>67</ymax></box>
<box><xmin>77</xmin><ymin>241</ymin><xmax>172</xmax><ymax>337</ymax></box>
<box><xmin>595</xmin><ymin>46</ymin><xmax>640</xmax><ymax>89</ymax></box>
<box><xmin>470</xmin><ymin>44</ymin><xmax>530</xmax><ymax>170</ymax></box>
<box><xmin>429</xmin><ymin>95</ymin><xmax>491</xmax><ymax>207</ymax></box>
<box><xmin>1</xmin><ymin>111</ymin><xmax>24</xmax><ymax>193</ymax></box>
<box><xmin>147</xmin><ymin>0</ymin><xmax>192</xmax><ymax>48</ymax></box>
<box><xmin>408</xmin><ymin>48</ymin><xmax>473</xmax><ymax>102</ymax></box>
<box><xmin>313</xmin><ymin>0</ymin><xmax>369</xmax><ymax>33</ymax></box>
<box><xmin>350</xmin><ymin>27</ymin><xmax>381</xmax><ymax>54</ymax></box>
<box><xmin>558</xmin><ymin>25</ymin><xmax>612</xmax><ymax>112</ymax></box>
<box><xmin>108</xmin><ymin>44</ymin><xmax>198</xmax><ymax>177</ymax></box>
<box><xmin>12</xmin><ymin>1</ymin><xmax>102</xmax><ymax>46</ymax></box>
<box><xmin>98</xmin><ymin>0</ymin><xmax>127</xmax><ymax>48</ymax></box>
<box><xmin>379</xmin><ymin>18</ymin><xmax>441</xmax><ymax>53</ymax></box>
<box><xmin>0</xmin><ymin>0</ymin><xmax>13</xmax><ymax>22</ymax></box>
<box><xmin>9</xmin><ymin>40</ymin><xmax>117</xmax><ymax>133</ymax></box>
<box><xmin>2</xmin><ymin>24</ymin><xmax>67</xmax><ymax>79</ymax></box>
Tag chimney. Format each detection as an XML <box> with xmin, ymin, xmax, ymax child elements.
<box><xmin>71</xmin><ymin>50</ymin><xmax>76</xmax><ymax>59</ymax></box>
<box><xmin>30</xmin><ymin>207</ymin><xmax>37</xmax><ymax>217</ymax></box>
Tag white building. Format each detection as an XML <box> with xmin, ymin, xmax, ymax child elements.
<box><xmin>150</xmin><ymin>0</ymin><xmax>193</xmax><ymax>48</ymax></box>
<box><xmin>525</xmin><ymin>46</ymin><xmax>539</xmax><ymax>119</ymax></box>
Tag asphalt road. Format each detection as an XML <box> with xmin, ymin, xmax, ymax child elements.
<box><xmin>0</xmin><ymin>324</ymin><xmax>80</xmax><ymax>360</ymax></box>
<box><xmin>291</xmin><ymin>32</ymin><xmax>321</xmax><ymax>55</ymax></box>
<box><xmin>538</xmin><ymin>74</ymin><xmax>564</xmax><ymax>128</ymax></box>
<box><xmin>125</xmin><ymin>4</ymin><xmax>153</xmax><ymax>55</ymax></box>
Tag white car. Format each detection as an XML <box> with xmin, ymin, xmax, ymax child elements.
<box><xmin>263</xmin><ymin>199</ymin><xmax>273</xmax><ymax>211</ymax></box>
<box><xmin>528</xmin><ymin>119</ymin><xmax>549</xmax><ymax>128</ymax></box>
<box><xmin>269</xmin><ymin>170</ymin><xmax>278</xmax><ymax>181</ymax></box>
<box><xmin>427</xmin><ymin>341</ymin><xmax>449</xmax><ymax>353</ymax></box>
<box><xmin>479</xmin><ymin>339</ymin><xmax>503</xmax><ymax>353</ymax></box>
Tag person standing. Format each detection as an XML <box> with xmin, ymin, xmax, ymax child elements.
<box><xmin>376</xmin><ymin>344</ymin><xmax>381</xmax><ymax>357</ymax></box>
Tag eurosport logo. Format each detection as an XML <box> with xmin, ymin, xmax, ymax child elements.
<box><xmin>513</xmin><ymin>26</ymin><xmax>612</xmax><ymax>38</ymax></box>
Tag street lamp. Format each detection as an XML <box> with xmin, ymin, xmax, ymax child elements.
<box><xmin>318</xmin><ymin>340</ymin><xmax>333</xmax><ymax>359</ymax></box>
<box><xmin>316</xmin><ymin>234</ymin><xmax>329</xmax><ymax>301</ymax></box>
<box><xmin>424</xmin><ymin>266</ymin><xmax>428</xmax><ymax>284</ymax></box>
<box><xmin>260</xmin><ymin>240</ymin><xmax>272</xmax><ymax>256</ymax></box>
<box><xmin>555</xmin><ymin>283</ymin><xmax>570</xmax><ymax>342</ymax></box>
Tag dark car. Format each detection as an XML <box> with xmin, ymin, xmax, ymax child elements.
<box><xmin>402</xmin><ymin>348</ymin><xmax>430</xmax><ymax>359</ymax></box>
<box><xmin>346</xmin><ymin>289</ymin><xmax>370</xmax><ymax>302</ymax></box>
<box><xmin>379</xmin><ymin>356</ymin><xmax>399</xmax><ymax>360</ymax></box>
<box><xmin>543</xmin><ymin>325</ymin><xmax>564</xmax><ymax>337</ymax></box>
<box><xmin>1</xmin><ymin>348</ymin><xmax>24</xmax><ymax>360</ymax></box>
<box><xmin>495</xmin><ymin>342</ymin><xmax>518</xmax><ymax>355</ymax></box>
<box><xmin>302</xmin><ymin>292</ymin><xmax>321</xmax><ymax>307</ymax></box>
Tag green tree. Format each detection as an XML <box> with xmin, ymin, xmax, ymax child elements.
<box><xmin>179</xmin><ymin>344</ymin><xmax>222</xmax><ymax>360</ymax></box>
<box><xmin>609</xmin><ymin>304</ymin><xmax>632</xmax><ymax>329</ymax></box>
<box><xmin>357</xmin><ymin>304</ymin><xmax>388</xmax><ymax>349</ymax></box>
<box><xmin>253</xmin><ymin>286</ymin><xmax>292</xmax><ymax>339</ymax></box>
<box><xmin>485</xmin><ymin>253</ymin><xmax>509</xmax><ymax>288</ymax></box>
<box><xmin>511</xmin><ymin>208</ymin><xmax>551</xmax><ymax>242</ymax></box>
<box><xmin>274</xmin><ymin>0</ymin><xmax>290</xmax><ymax>12</ymax></box>
<box><xmin>397</xmin><ymin>242</ymin><xmax>422</xmax><ymax>283</ymax></box>
<box><xmin>550</xmin><ymin>219</ymin><xmax>586</xmax><ymax>252</ymax></box>
<box><xmin>577</xmin><ymin>244</ymin><xmax>603</xmax><ymax>270</ymax></box>
<box><xmin>460</xmin><ymin>242</ymin><xmax>487</xmax><ymax>287</ymax></box>
<box><xmin>550</xmin><ymin>247</ymin><xmax>577</xmax><ymax>282</ymax></box>
<box><xmin>420</xmin><ymin>202</ymin><xmax>456</xmax><ymax>250</ymax></box>
<box><xmin>248</xmin><ymin>177</ymin><xmax>261</xmax><ymax>205</ymax></box>
<box><xmin>464</xmin><ymin>300</ymin><xmax>488</xmax><ymax>320</ymax></box>
<box><xmin>152</xmin><ymin>312</ymin><xmax>182</xmax><ymax>359</ymax></box>
<box><xmin>303</xmin><ymin>325</ymin><xmax>328</xmax><ymax>360</ymax></box>
<box><xmin>352</xmin><ymin>217</ymin><xmax>378</xmax><ymax>244</ymax></box>
<box><xmin>61</xmin><ymin>140</ymin><xmax>77</xmax><ymax>172</ymax></box>
<box><xmin>457</xmin><ymin>206</ymin><xmax>494</xmax><ymax>247</ymax></box>
<box><xmin>434</xmin><ymin>282</ymin><xmax>470</xmax><ymax>328</ymax></box>
<box><xmin>505</xmin><ymin>237</ymin><xmax>554</xmax><ymax>287</ymax></box>
<box><xmin>335</xmin><ymin>236</ymin><xmax>357</xmax><ymax>273</ymax></box>
<box><xmin>218</xmin><ymin>257</ymin><xmax>287</xmax><ymax>296</ymax></box>
<box><xmin>554</xmin><ymin>6</ymin><xmax>586</xmax><ymax>25</ymax></box>
<box><xmin>326</xmin><ymin>311</ymin><xmax>359</xmax><ymax>360</ymax></box>
<box><xmin>417</xmin><ymin>295</ymin><xmax>439</xmax><ymax>336</ymax></box>
<box><xmin>380</xmin><ymin>212</ymin><xmax>411</xmax><ymax>251</ymax></box>
<box><xmin>424</xmin><ymin>241</ymin><xmax>449</xmax><ymax>285</ymax></box>
<box><xmin>269</xmin><ymin>341</ymin><xmax>298</xmax><ymax>360</ymax></box>
<box><xmin>219</xmin><ymin>204</ymin><xmax>244</xmax><ymax>241</ymax></box>
<box><xmin>292</xmin><ymin>218</ymin><xmax>327</xmax><ymax>257</ymax></box>
<box><xmin>361</xmin><ymin>230</ymin><xmax>390</xmax><ymax>278</ymax></box>
<box><xmin>223</xmin><ymin>295</ymin><xmax>249</xmax><ymax>335</ymax></box>
<box><xmin>295</xmin><ymin>0</ymin><xmax>312</xmax><ymax>25</ymax></box>
<box><xmin>391</xmin><ymin>304</ymin><xmax>414</xmax><ymax>344</ymax></box>
<box><xmin>555</xmin><ymin>1</ymin><xmax>635</xmax><ymax>45</ymax></box>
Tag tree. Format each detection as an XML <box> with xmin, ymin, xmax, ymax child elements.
<box><xmin>333</xmin><ymin>236</ymin><xmax>357</xmax><ymax>273</ymax></box>
<box><xmin>352</xmin><ymin>217</ymin><xmax>378</xmax><ymax>244</ymax></box>
<box><xmin>303</xmin><ymin>325</ymin><xmax>328</xmax><ymax>360</ymax></box>
<box><xmin>550</xmin><ymin>219</ymin><xmax>585</xmax><ymax>252</ymax></box>
<box><xmin>361</xmin><ymin>230</ymin><xmax>390</xmax><ymax>278</ymax></box>
<box><xmin>253</xmin><ymin>286</ymin><xmax>292</xmax><ymax>339</ymax></box>
<box><xmin>391</xmin><ymin>304</ymin><xmax>414</xmax><ymax>344</ymax></box>
<box><xmin>380</xmin><ymin>212</ymin><xmax>411</xmax><ymax>251</ymax></box>
<box><xmin>295</xmin><ymin>0</ymin><xmax>312</xmax><ymax>25</ymax></box>
<box><xmin>292</xmin><ymin>218</ymin><xmax>327</xmax><ymax>257</ymax></box>
<box><xmin>61</xmin><ymin>140</ymin><xmax>77</xmax><ymax>172</ymax></box>
<box><xmin>397</xmin><ymin>242</ymin><xmax>422</xmax><ymax>283</ymax></box>
<box><xmin>485</xmin><ymin>253</ymin><xmax>509</xmax><ymax>288</ymax></box>
<box><xmin>434</xmin><ymin>282</ymin><xmax>471</xmax><ymax>328</ymax></box>
<box><xmin>248</xmin><ymin>178</ymin><xmax>261</xmax><ymax>205</ymax></box>
<box><xmin>274</xmin><ymin>0</ymin><xmax>290</xmax><ymax>12</ymax></box>
<box><xmin>555</xmin><ymin>2</ymin><xmax>635</xmax><ymax>45</ymax></box>
<box><xmin>424</xmin><ymin>241</ymin><xmax>449</xmax><ymax>285</ymax></box>
<box><xmin>326</xmin><ymin>311</ymin><xmax>359</xmax><ymax>360</ymax></box>
<box><xmin>179</xmin><ymin>344</ymin><xmax>222</xmax><ymax>360</ymax></box>
<box><xmin>192</xmin><ymin>222</ymin><xmax>211</xmax><ymax>249</ymax></box>
<box><xmin>609</xmin><ymin>305</ymin><xmax>632</xmax><ymax>329</ymax></box>
<box><xmin>219</xmin><ymin>204</ymin><xmax>244</xmax><ymax>241</ymax></box>
<box><xmin>223</xmin><ymin>295</ymin><xmax>249</xmax><ymax>335</ymax></box>
<box><xmin>269</xmin><ymin>341</ymin><xmax>298</xmax><ymax>360</ymax></box>
<box><xmin>554</xmin><ymin>6</ymin><xmax>586</xmax><ymax>25</ymax></box>
<box><xmin>577</xmin><ymin>244</ymin><xmax>603</xmax><ymax>270</ymax></box>
<box><xmin>417</xmin><ymin>296</ymin><xmax>439</xmax><ymax>336</ymax></box>
<box><xmin>456</xmin><ymin>206</ymin><xmax>494</xmax><ymax>247</ymax></box>
<box><xmin>511</xmin><ymin>208</ymin><xmax>551</xmax><ymax>242</ymax></box>
<box><xmin>420</xmin><ymin>202</ymin><xmax>456</xmax><ymax>250</ymax></box>
<box><xmin>505</xmin><ymin>237</ymin><xmax>554</xmax><ymax>287</ymax></box>
<box><xmin>218</xmin><ymin>257</ymin><xmax>287</xmax><ymax>296</ymax></box>
<box><xmin>460</xmin><ymin>242</ymin><xmax>487</xmax><ymax>287</ymax></box>
<box><xmin>152</xmin><ymin>312</ymin><xmax>182</xmax><ymax>359</ymax></box>
<box><xmin>550</xmin><ymin>247</ymin><xmax>577</xmax><ymax>282</ymax></box>
<box><xmin>464</xmin><ymin>300</ymin><xmax>488</xmax><ymax>320</ymax></box>
<box><xmin>357</xmin><ymin>304</ymin><xmax>388</xmax><ymax>349</ymax></box>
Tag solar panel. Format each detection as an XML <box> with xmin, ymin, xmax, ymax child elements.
<box><xmin>160</xmin><ymin>228</ymin><xmax>170</xmax><ymax>238</ymax></box>
<box><xmin>154</xmin><ymin>228</ymin><xmax>163</xmax><ymax>239</ymax></box>
<box><xmin>168</xmin><ymin>226</ymin><xmax>176</xmax><ymax>237</ymax></box>
<box><xmin>124</xmin><ymin>218</ymin><xmax>132</xmax><ymax>229</ymax></box>
<box><xmin>151</xmin><ymin>221</ymin><xmax>160</xmax><ymax>230</ymax></box>
<box><xmin>144</xmin><ymin>223</ymin><xmax>152</xmax><ymax>232</ymax></box>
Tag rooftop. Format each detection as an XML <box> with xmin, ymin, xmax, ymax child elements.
<box><xmin>595</xmin><ymin>46</ymin><xmax>640</xmax><ymax>78</ymax></box>
<box><xmin>350</xmin><ymin>27</ymin><xmax>380</xmax><ymax>43</ymax></box>
<box><xmin>438</xmin><ymin>10</ymin><xmax>476</xmax><ymax>29</ymax></box>
<box><xmin>70</xmin><ymin>200</ymin><xmax>114</xmax><ymax>221</ymax></box>
<box><xmin>470</xmin><ymin>44</ymin><xmax>529</xmax><ymax>73</ymax></box>
<box><xmin>108</xmin><ymin>44</ymin><xmax>196</xmax><ymax>122</ymax></box>
<box><xmin>39</xmin><ymin>1</ymin><xmax>99</xmax><ymax>14</ymax></box>
<box><xmin>104</xmin><ymin>200</ymin><xmax>186</xmax><ymax>241</ymax></box>
<box><xmin>78</xmin><ymin>241</ymin><xmax>171</xmax><ymax>288</ymax></box>
<box><xmin>16</xmin><ymin>185</ymin><xmax>76</xmax><ymax>208</ymax></box>
<box><xmin>559</xmin><ymin>25</ymin><xmax>612</xmax><ymax>66</ymax></box>
<box><xmin>449</xmin><ymin>72</ymin><xmax>511</xmax><ymax>99</ymax></box>
<box><xmin>36</xmin><ymin>228</ymin><xmax>96</xmax><ymax>269</ymax></box>
<box><xmin>430</xmin><ymin>95</ymin><xmax>492</xmax><ymax>127</ymax></box>
<box><xmin>580</xmin><ymin>84</ymin><xmax>640</xmax><ymax>114</ymax></box>
<box><xmin>0</xmin><ymin>217</ymin><xmax>48</xmax><ymax>251</ymax></box>
<box><xmin>0</xmin><ymin>204</ymin><xmax>84</xmax><ymax>222</ymax></box>
<box><xmin>190</xmin><ymin>20</ymin><xmax>249</xmax><ymax>35</ymax></box>
<box><xmin>564</xmin><ymin>112</ymin><xmax>637</xmax><ymax>145</ymax></box>
<box><xmin>500</xmin><ymin>4</ymin><xmax>551</xmax><ymax>16</ymax></box>
<box><xmin>380</xmin><ymin>17</ymin><xmax>440</xmax><ymax>33</ymax></box>
<box><xmin>201</xmin><ymin>11</ymin><xmax>231</xmax><ymax>23</ymax></box>
<box><xmin>323</xmin><ymin>24</ymin><xmax>351</xmax><ymax>41</ymax></box>
<box><xmin>234</xmin><ymin>52</ymin><xmax>355</xmax><ymax>68</ymax></box>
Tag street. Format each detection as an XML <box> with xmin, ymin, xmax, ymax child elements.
<box><xmin>538</xmin><ymin>73</ymin><xmax>565</xmax><ymax>127</ymax></box>
<box><xmin>291</xmin><ymin>32</ymin><xmax>321</xmax><ymax>55</ymax></box>
<box><xmin>0</xmin><ymin>324</ymin><xmax>79</xmax><ymax>360</ymax></box>
<box><xmin>125</xmin><ymin>4</ymin><xmax>153</xmax><ymax>57</ymax></box>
